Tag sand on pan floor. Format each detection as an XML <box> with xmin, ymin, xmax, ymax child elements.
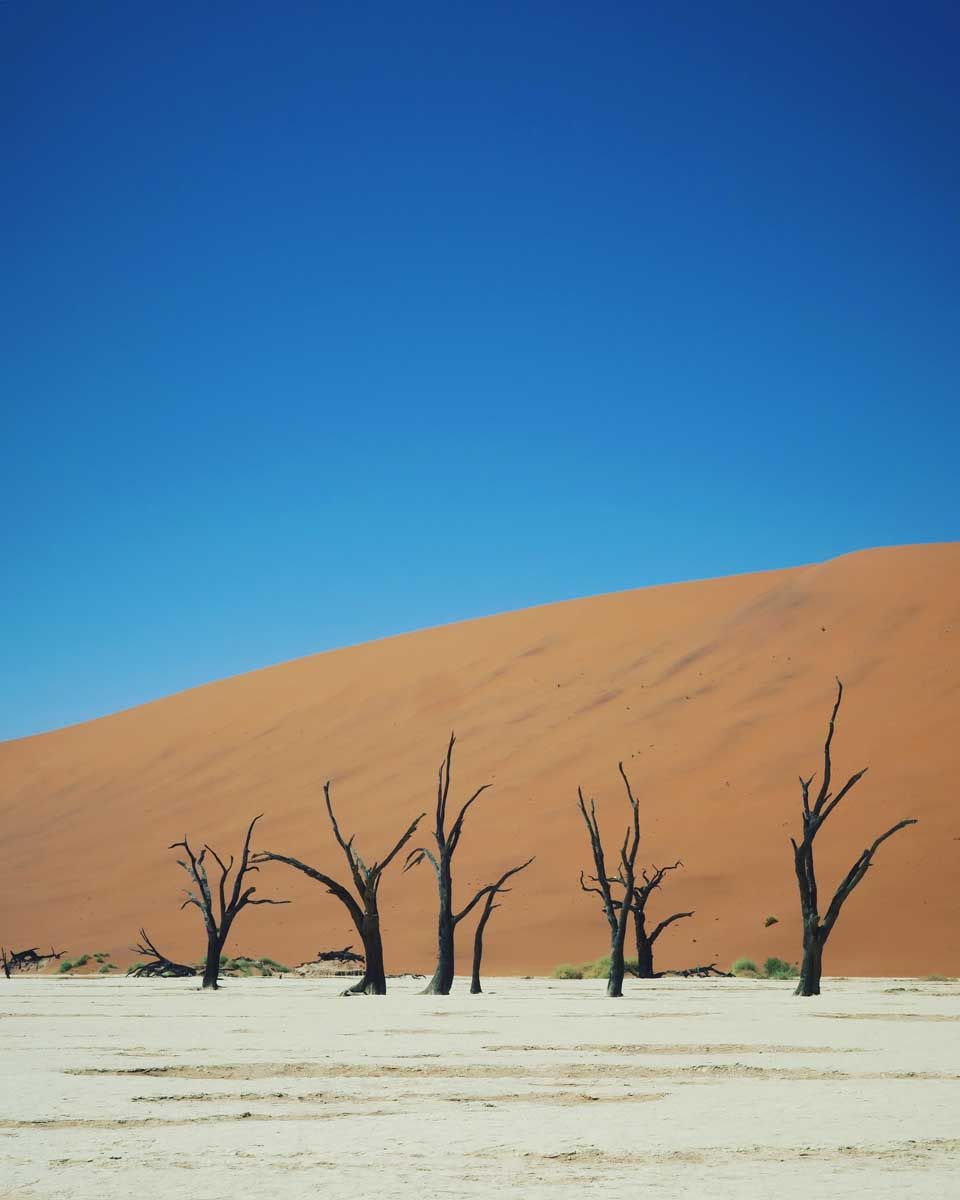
<box><xmin>1</xmin><ymin>975</ymin><xmax>958</xmax><ymax>1199</ymax></box>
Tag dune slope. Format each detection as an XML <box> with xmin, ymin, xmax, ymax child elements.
<box><xmin>1</xmin><ymin>543</ymin><xmax>958</xmax><ymax>977</ymax></box>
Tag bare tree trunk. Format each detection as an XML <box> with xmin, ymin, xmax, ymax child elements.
<box><xmin>789</xmin><ymin>680</ymin><xmax>917</xmax><ymax>997</ymax></box>
<box><xmin>577</xmin><ymin>763</ymin><xmax>641</xmax><ymax>998</ymax></box>
<box><xmin>607</xmin><ymin>907</ymin><xmax>631</xmax><ymax>997</ymax></box>
<box><xmin>254</xmin><ymin>793</ymin><xmax>423</xmax><ymax>998</ymax></box>
<box><xmin>633</xmin><ymin>909</ymin><xmax>655</xmax><ymax>979</ymax></box>
<box><xmin>424</xmin><ymin>888</ymin><xmax>455</xmax><ymax>995</ymax></box>
<box><xmin>202</xmin><ymin>932</ymin><xmax>223</xmax><ymax>990</ymax></box>
<box><xmin>470</xmin><ymin>900</ymin><xmax>494</xmax><ymax>994</ymax></box>
<box><xmin>342</xmin><ymin>912</ymin><xmax>388</xmax><ymax>995</ymax></box>
<box><xmin>172</xmin><ymin>815</ymin><xmax>288</xmax><ymax>992</ymax></box>
<box><xmin>406</xmin><ymin>736</ymin><xmax>528</xmax><ymax>996</ymax></box>
<box><xmin>795</xmin><ymin>927</ymin><xmax>824</xmax><ymax>997</ymax></box>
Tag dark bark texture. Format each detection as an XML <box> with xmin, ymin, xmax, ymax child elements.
<box><xmin>406</xmin><ymin>733</ymin><xmax>534</xmax><ymax>995</ymax></box>
<box><xmin>254</xmin><ymin>784</ymin><xmax>424</xmax><ymax>995</ymax></box>
<box><xmin>577</xmin><ymin>762</ymin><xmax>642</xmax><ymax>997</ymax></box>
<box><xmin>469</xmin><ymin>858</ymin><xmax>534</xmax><ymax>994</ymax></box>
<box><xmin>128</xmin><ymin>929</ymin><xmax>197</xmax><ymax>978</ymax></box>
<box><xmin>172</xmin><ymin>815</ymin><xmax>289</xmax><ymax>990</ymax></box>
<box><xmin>0</xmin><ymin>947</ymin><xmax>64</xmax><ymax>976</ymax></box>
<box><xmin>791</xmin><ymin>679</ymin><xmax>917</xmax><ymax>996</ymax></box>
<box><xmin>630</xmin><ymin>862</ymin><xmax>694</xmax><ymax>979</ymax></box>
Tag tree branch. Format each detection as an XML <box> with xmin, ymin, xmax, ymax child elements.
<box><xmin>821</xmin><ymin>819</ymin><xmax>917</xmax><ymax>935</ymax></box>
<box><xmin>649</xmin><ymin>910</ymin><xmax>695</xmax><ymax>943</ymax></box>
<box><xmin>252</xmin><ymin>850</ymin><xmax>364</xmax><ymax>929</ymax></box>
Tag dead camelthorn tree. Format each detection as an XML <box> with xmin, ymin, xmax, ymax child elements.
<box><xmin>791</xmin><ymin>679</ymin><xmax>917</xmax><ymax>997</ymax></box>
<box><xmin>577</xmin><ymin>762</ymin><xmax>641</xmax><ymax>997</ymax></box>
<box><xmin>252</xmin><ymin>783</ymin><xmax>424</xmax><ymax>995</ymax></box>
<box><xmin>172</xmin><ymin>814</ymin><xmax>289</xmax><ymax>990</ymax></box>
<box><xmin>629</xmin><ymin>862</ymin><xmax>694</xmax><ymax>979</ymax></box>
<box><xmin>405</xmin><ymin>733</ymin><xmax>532</xmax><ymax>995</ymax></box>
<box><xmin>1</xmin><ymin>947</ymin><xmax>64</xmax><ymax>977</ymax></box>
<box><xmin>128</xmin><ymin>929</ymin><xmax>197</xmax><ymax>978</ymax></box>
<box><xmin>469</xmin><ymin>857</ymin><xmax>535</xmax><ymax>994</ymax></box>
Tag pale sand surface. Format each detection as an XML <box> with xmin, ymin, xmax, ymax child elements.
<box><xmin>1</xmin><ymin>976</ymin><xmax>958</xmax><ymax>1198</ymax></box>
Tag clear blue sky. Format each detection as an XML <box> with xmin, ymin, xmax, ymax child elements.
<box><xmin>2</xmin><ymin>1</ymin><xmax>958</xmax><ymax>740</ymax></box>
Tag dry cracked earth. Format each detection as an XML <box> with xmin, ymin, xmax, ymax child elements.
<box><xmin>1</xmin><ymin>975</ymin><xmax>958</xmax><ymax>1198</ymax></box>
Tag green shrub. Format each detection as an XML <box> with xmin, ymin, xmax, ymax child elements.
<box><xmin>98</xmin><ymin>963</ymin><xmax>116</xmax><ymax>974</ymax></box>
<box><xmin>763</xmin><ymin>956</ymin><xmax>799</xmax><ymax>980</ymax></box>
<box><xmin>126</xmin><ymin>963</ymin><xmax>145</xmax><ymax>975</ymax></box>
<box><xmin>764</xmin><ymin>915</ymin><xmax>779</xmax><ymax>927</ymax></box>
<box><xmin>58</xmin><ymin>959</ymin><xmax>75</xmax><ymax>973</ymax></box>
<box><xmin>258</xmin><ymin>957</ymin><xmax>292</xmax><ymax>974</ymax></box>
<box><xmin>552</xmin><ymin>955</ymin><xmax>641</xmax><ymax>981</ymax></box>
<box><xmin>581</xmin><ymin>955</ymin><xmax>610</xmax><ymax>979</ymax></box>
<box><xmin>74</xmin><ymin>954</ymin><xmax>90</xmax><ymax>968</ymax></box>
<box><xmin>731</xmin><ymin>957</ymin><xmax>758</xmax><ymax>976</ymax></box>
<box><xmin>553</xmin><ymin>963</ymin><xmax>584</xmax><ymax>979</ymax></box>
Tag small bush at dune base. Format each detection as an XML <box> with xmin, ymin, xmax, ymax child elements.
<box><xmin>731</xmin><ymin>957</ymin><xmax>758</xmax><ymax>976</ymax></box>
<box><xmin>553</xmin><ymin>955</ymin><xmax>640</xmax><ymax>980</ymax></box>
<box><xmin>764</xmin><ymin>915</ymin><xmax>779</xmax><ymax>927</ymax></box>
<box><xmin>763</xmin><ymin>956</ymin><xmax>799</xmax><ymax>980</ymax></box>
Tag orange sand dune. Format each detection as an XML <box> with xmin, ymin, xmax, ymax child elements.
<box><xmin>2</xmin><ymin>543</ymin><xmax>958</xmax><ymax>977</ymax></box>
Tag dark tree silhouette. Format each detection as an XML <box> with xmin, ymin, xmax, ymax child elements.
<box><xmin>469</xmin><ymin>857</ymin><xmax>534</xmax><ymax>994</ymax></box>
<box><xmin>1</xmin><ymin>947</ymin><xmax>64</xmax><ymax>977</ymax></box>
<box><xmin>128</xmin><ymin>929</ymin><xmax>197</xmax><ymax>978</ymax></box>
<box><xmin>577</xmin><ymin>762</ymin><xmax>641</xmax><ymax>997</ymax></box>
<box><xmin>172</xmin><ymin>814</ymin><xmax>289</xmax><ymax>990</ymax></box>
<box><xmin>791</xmin><ymin>679</ymin><xmax>917</xmax><ymax>996</ymax></box>
<box><xmin>629</xmin><ymin>862</ymin><xmax>694</xmax><ymax>978</ymax></box>
<box><xmin>253</xmin><ymin>783</ymin><xmax>424</xmax><ymax>994</ymax></box>
<box><xmin>405</xmin><ymin>733</ymin><xmax>529</xmax><ymax>995</ymax></box>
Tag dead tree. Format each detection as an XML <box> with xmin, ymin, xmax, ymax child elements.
<box><xmin>128</xmin><ymin>929</ymin><xmax>197</xmax><ymax>978</ymax></box>
<box><xmin>629</xmin><ymin>862</ymin><xmax>694</xmax><ymax>978</ymax></box>
<box><xmin>316</xmin><ymin>946</ymin><xmax>365</xmax><ymax>964</ymax></box>
<box><xmin>1</xmin><ymin>947</ymin><xmax>64</xmax><ymax>977</ymax></box>
<box><xmin>791</xmin><ymin>679</ymin><xmax>917</xmax><ymax>996</ymax></box>
<box><xmin>577</xmin><ymin>762</ymin><xmax>641</xmax><ymax>997</ymax></box>
<box><xmin>253</xmin><ymin>784</ymin><xmax>424</xmax><ymax>994</ymax></box>
<box><xmin>405</xmin><ymin>733</ymin><xmax>533</xmax><ymax>995</ymax></box>
<box><xmin>172</xmin><ymin>814</ymin><xmax>289</xmax><ymax>990</ymax></box>
<box><xmin>469</xmin><ymin>857</ymin><xmax>535</xmax><ymax>994</ymax></box>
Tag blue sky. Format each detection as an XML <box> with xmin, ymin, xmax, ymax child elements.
<box><xmin>2</xmin><ymin>1</ymin><xmax>958</xmax><ymax>739</ymax></box>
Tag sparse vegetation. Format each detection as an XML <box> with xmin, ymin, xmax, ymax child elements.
<box><xmin>764</xmin><ymin>915</ymin><xmax>779</xmax><ymax>927</ymax></box>
<box><xmin>731</xmin><ymin>957</ymin><xmax>759</xmax><ymax>976</ymax></box>
<box><xmin>552</xmin><ymin>954</ymin><xmax>641</xmax><ymax>980</ymax></box>
<box><xmin>731</xmin><ymin>955</ymin><xmax>798</xmax><ymax>980</ymax></box>
<box><xmin>763</xmin><ymin>956</ymin><xmax>799</xmax><ymax>980</ymax></box>
<box><xmin>57</xmin><ymin>954</ymin><xmax>91</xmax><ymax>973</ymax></box>
<box><xmin>216</xmin><ymin>955</ymin><xmax>292</xmax><ymax>977</ymax></box>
